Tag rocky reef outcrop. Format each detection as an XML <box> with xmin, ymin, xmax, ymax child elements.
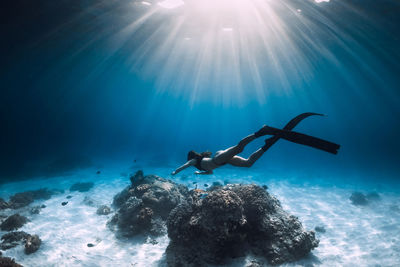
<box><xmin>70</xmin><ymin>182</ymin><xmax>94</xmax><ymax>192</ymax></box>
<box><xmin>109</xmin><ymin>170</ymin><xmax>318</xmax><ymax>265</ymax></box>
<box><xmin>0</xmin><ymin>231</ymin><xmax>42</xmax><ymax>255</ymax></box>
<box><xmin>0</xmin><ymin>231</ymin><xmax>30</xmax><ymax>250</ymax></box>
<box><xmin>108</xmin><ymin>170</ymin><xmax>189</xmax><ymax>237</ymax></box>
<box><xmin>0</xmin><ymin>188</ymin><xmax>62</xmax><ymax>212</ymax></box>
<box><xmin>30</xmin><ymin>205</ymin><xmax>46</xmax><ymax>215</ymax></box>
<box><xmin>24</xmin><ymin>234</ymin><xmax>42</xmax><ymax>254</ymax></box>
<box><xmin>0</xmin><ymin>198</ymin><xmax>9</xmax><ymax>210</ymax></box>
<box><xmin>96</xmin><ymin>205</ymin><xmax>111</xmax><ymax>215</ymax></box>
<box><xmin>0</xmin><ymin>256</ymin><xmax>23</xmax><ymax>267</ymax></box>
<box><xmin>166</xmin><ymin>184</ymin><xmax>319</xmax><ymax>266</ymax></box>
<box><xmin>0</xmin><ymin>214</ymin><xmax>29</xmax><ymax>231</ymax></box>
<box><xmin>349</xmin><ymin>191</ymin><xmax>380</xmax><ymax>206</ymax></box>
<box><xmin>4</xmin><ymin>188</ymin><xmax>58</xmax><ymax>210</ymax></box>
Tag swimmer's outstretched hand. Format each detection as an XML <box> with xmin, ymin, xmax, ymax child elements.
<box><xmin>171</xmin><ymin>171</ymin><xmax>177</xmax><ymax>175</ymax></box>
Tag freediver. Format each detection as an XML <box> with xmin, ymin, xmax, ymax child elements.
<box><xmin>171</xmin><ymin>113</ymin><xmax>340</xmax><ymax>175</ymax></box>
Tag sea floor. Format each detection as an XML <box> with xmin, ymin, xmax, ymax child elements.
<box><xmin>1</xmin><ymin>165</ymin><xmax>399</xmax><ymax>267</ymax></box>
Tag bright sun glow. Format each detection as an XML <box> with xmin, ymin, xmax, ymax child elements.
<box><xmin>149</xmin><ymin>0</ymin><xmax>297</xmax><ymax>105</ymax></box>
<box><xmin>114</xmin><ymin>0</ymin><xmax>338</xmax><ymax>106</ymax></box>
<box><xmin>158</xmin><ymin>0</ymin><xmax>184</xmax><ymax>9</ymax></box>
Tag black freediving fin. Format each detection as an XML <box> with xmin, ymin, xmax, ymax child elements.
<box><xmin>283</xmin><ymin>112</ymin><xmax>324</xmax><ymax>130</ymax></box>
<box><xmin>268</xmin><ymin>127</ymin><xmax>340</xmax><ymax>154</ymax></box>
<box><xmin>262</xmin><ymin>112</ymin><xmax>324</xmax><ymax>151</ymax></box>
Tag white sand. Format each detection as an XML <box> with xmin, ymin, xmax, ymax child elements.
<box><xmin>1</xmin><ymin>166</ymin><xmax>399</xmax><ymax>266</ymax></box>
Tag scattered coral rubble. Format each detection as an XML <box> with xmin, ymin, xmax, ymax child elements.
<box><xmin>0</xmin><ymin>188</ymin><xmax>55</xmax><ymax>266</ymax></box>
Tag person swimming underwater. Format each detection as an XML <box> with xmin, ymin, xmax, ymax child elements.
<box><xmin>171</xmin><ymin>112</ymin><xmax>340</xmax><ymax>175</ymax></box>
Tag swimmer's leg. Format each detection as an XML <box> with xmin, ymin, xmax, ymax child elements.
<box><xmin>228</xmin><ymin>137</ymin><xmax>275</xmax><ymax>167</ymax></box>
<box><xmin>215</xmin><ymin>112</ymin><xmax>337</xmax><ymax>166</ymax></box>
<box><xmin>212</xmin><ymin>134</ymin><xmax>257</xmax><ymax>165</ymax></box>
<box><xmin>228</xmin><ymin>150</ymin><xmax>264</xmax><ymax>167</ymax></box>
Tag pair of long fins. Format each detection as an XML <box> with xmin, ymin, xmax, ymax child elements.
<box><xmin>263</xmin><ymin>112</ymin><xmax>340</xmax><ymax>155</ymax></box>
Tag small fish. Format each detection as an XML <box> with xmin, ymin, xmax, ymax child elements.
<box><xmin>87</xmin><ymin>243</ymin><xmax>95</xmax><ymax>247</ymax></box>
<box><xmin>96</xmin><ymin>170</ymin><xmax>101</xmax><ymax>175</ymax></box>
<box><xmin>192</xmin><ymin>181</ymin><xmax>197</xmax><ymax>184</ymax></box>
<box><xmin>66</xmin><ymin>195</ymin><xmax>72</xmax><ymax>199</ymax></box>
<box><xmin>262</xmin><ymin>185</ymin><xmax>268</xmax><ymax>190</ymax></box>
<box><xmin>61</xmin><ymin>201</ymin><xmax>68</xmax><ymax>206</ymax></box>
<box><xmin>199</xmin><ymin>193</ymin><xmax>208</xmax><ymax>199</ymax></box>
<box><xmin>204</xmin><ymin>184</ymin><xmax>208</xmax><ymax>187</ymax></box>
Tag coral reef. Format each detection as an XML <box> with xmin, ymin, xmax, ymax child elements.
<box><xmin>7</xmin><ymin>188</ymin><xmax>57</xmax><ymax>209</ymax></box>
<box><xmin>246</xmin><ymin>260</ymin><xmax>264</xmax><ymax>267</ymax></box>
<box><xmin>30</xmin><ymin>204</ymin><xmax>46</xmax><ymax>215</ymax></box>
<box><xmin>166</xmin><ymin>184</ymin><xmax>318</xmax><ymax>266</ymax></box>
<box><xmin>109</xmin><ymin>171</ymin><xmax>318</xmax><ymax>264</ymax></box>
<box><xmin>349</xmin><ymin>192</ymin><xmax>368</xmax><ymax>206</ymax></box>
<box><xmin>0</xmin><ymin>198</ymin><xmax>9</xmax><ymax>210</ymax></box>
<box><xmin>0</xmin><ymin>214</ymin><xmax>29</xmax><ymax>231</ymax></box>
<box><xmin>0</xmin><ymin>231</ymin><xmax>42</xmax><ymax>255</ymax></box>
<box><xmin>0</xmin><ymin>256</ymin><xmax>23</xmax><ymax>267</ymax></box>
<box><xmin>350</xmin><ymin>191</ymin><xmax>381</xmax><ymax>206</ymax></box>
<box><xmin>24</xmin><ymin>234</ymin><xmax>41</xmax><ymax>254</ymax></box>
<box><xmin>109</xmin><ymin>170</ymin><xmax>188</xmax><ymax>237</ymax></box>
<box><xmin>96</xmin><ymin>205</ymin><xmax>111</xmax><ymax>215</ymax></box>
<box><xmin>0</xmin><ymin>231</ymin><xmax>30</xmax><ymax>250</ymax></box>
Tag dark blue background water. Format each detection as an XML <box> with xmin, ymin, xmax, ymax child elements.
<box><xmin>1</xmin><ymin>0</ymin><xmax>399</xmax><ymax>183</ymax></box>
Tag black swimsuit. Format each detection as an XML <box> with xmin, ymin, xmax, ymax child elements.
<box><xmin>194</xmin><ymin>157</ymin><xmax>228</xmax><ymax>172</ymax></box>
<box><xmin>193</xmin><ymin>155</ymin><xmax>228</xmax><ymax>171</ymax></box>
<box><xmin>193</xmin><ymin>155</ymin><xmax>206</xmax><ymax>171</ymax></box>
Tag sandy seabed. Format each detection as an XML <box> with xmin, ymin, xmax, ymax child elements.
<box><xmin>1</xmin><ymin>165</ymin><xmax>399</xmax><ymax>267</ymax></box>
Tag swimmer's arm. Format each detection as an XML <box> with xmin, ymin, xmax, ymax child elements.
<box><xmin>171</xmin><ymin>159</ymin><xmax>196</xmax><ymax>175</ymax></box>
<box><xmin>195</xmin><ymin>170</ymin><xmax>213</xmax><ymax>175</ymax></box>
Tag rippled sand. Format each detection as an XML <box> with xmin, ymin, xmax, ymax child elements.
<box><xmin>1</xmin><ymin>166</ymin><xmax>399</xmax><ymax>266</ymax></box>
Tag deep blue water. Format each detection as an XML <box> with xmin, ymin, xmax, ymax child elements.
<box><xmin>1</xmin><ymin>0</ymin><xmax>400</xmax><ymax>184</ymax></box>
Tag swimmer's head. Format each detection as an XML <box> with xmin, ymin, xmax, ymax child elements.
<box><xmin>201</xmin><ymin>151</ymin><xmax>212</xmax><ymax>157</ymax></box>
<box><xmin>187</xmin><ymin>150</ymin><xmax>212</xmax><ymax>161</ymax></box>
<box><xmin>187</xmin><ymin>150</ymin><xmax>200</xmax><ymax>161</ymax></box>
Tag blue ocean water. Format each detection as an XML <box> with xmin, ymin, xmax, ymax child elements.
<box><xmin>1</xmin><ymin>0</ymin><xmax>400</xmax><ymax>266</ymax></box>
<box><xmin>1</xmin><ymin>0</ymin><xmax>400</xmax><ymax>183</ymax></box>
